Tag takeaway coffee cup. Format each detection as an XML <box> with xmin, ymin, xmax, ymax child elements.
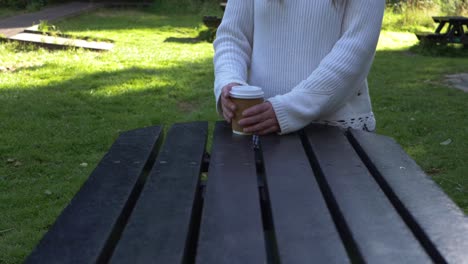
<box><xmin>229</xmin><ymin>86</ymin><xmax>264</xmax><ymax>135</ymax></box>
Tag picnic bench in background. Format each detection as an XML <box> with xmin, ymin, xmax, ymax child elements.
<box><xmin>26</xmin><ymin>121</ymin><xmax>468</xmax><ymax>263</ymax></box>
<box><xmin>202</xmin><ymin>0</ymin><xmax>227</xmax><ymax>31</ymax></box>
<box><xmin>416</xmin><ymin>16</ymin><xmax>468</xmax><ymax>47</ymax></box>
<box><xmin>220</xmin><ymin>0</ymin><xmax>226</xmax><ymax>11</ymax></box>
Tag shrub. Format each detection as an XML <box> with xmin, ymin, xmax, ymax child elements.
<box><xmin>383</xmin><ymin>3</ymin><xmax>438</xmax><ymax>32</ymax></box>
<box><xmin>1</xmin><ymin>0</ymin><xmax>47</xmax><ymax>10</ymax></box>
<box><xmin>153</xmin><ymin>0</ymin><xmax>219</xmax><ymax>14</ymax></box>
<box><xmin>386</xmin><ymin>0</ymin><xmax>468</xmax><ymax>15</ymax></box>
<box><xmin>0</xmin><ymin>0</ymin><xmax>28</xmax><ymax>9</ymax></box>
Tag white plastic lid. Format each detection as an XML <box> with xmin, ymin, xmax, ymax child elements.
<box><xmin>229</xmin><ymin>86</ymin><xmax>264</xmax><ymax>99</ymax></box>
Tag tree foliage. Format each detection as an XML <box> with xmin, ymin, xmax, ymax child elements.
<box><xmin>2</xmin><ymin>0</ymin><xmax>467</xmax><ymax>15</ymax></box>
<box><xmin>386</xmin><ymin>0</ymin><xmax>468</xmax><ymax>15</ymax></box>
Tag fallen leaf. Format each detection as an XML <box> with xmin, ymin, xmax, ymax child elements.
<box><xmin>426</xmin><ymin>167</ymin><xmax>442</xmax><ymax>175</ymax></box>
<box><xmin>440</xmin><ymin>139</ymin><xmax>452</xmax><ymax>146</ymax></box>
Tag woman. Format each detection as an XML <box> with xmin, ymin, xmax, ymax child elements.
<box><xmin>214</xmin><ymin>0</ymin><xmax>385</xmax><ymax>135</ymax></box>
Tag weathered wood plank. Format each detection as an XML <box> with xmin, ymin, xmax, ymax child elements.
<box><xmin>110</xmin><ymin>122</ymin><xmax>208</xmax><ymax>264</ymax></box>
<box><xmin>303</xmin><ymin>124</ymin><xmax>431</xmax><ymax>263</ymax></box>
<box><xmin>260</xmin><ymin>133</ymin><xmax>350</xmax><ymax>263</ymax></box>
<box><xmin>8</xmin><ymin>33</ymin><xmax>114</xmax><ymax>51</ymax></box>
<box><xmin>349</xmin><ymin>129</ymin><xmax>468</xmax><ymax>264</ymax></box>
<box><xmin>25</xmin><ymin>126</ymin><xmax>163</xmax><ymax>264</ymax></box>
<box><xmin>196</xmin><ymin>121</ymin><xmax>267</xmax><ymax>264</ymax></box>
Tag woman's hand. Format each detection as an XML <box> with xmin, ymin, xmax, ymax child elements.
<box><xmin>238</xmin><ymin>101</ymin><xmax>280</xmax><ymax>135</ymax></box>
<box><xmin>220</xmin><ymin>83</ymin><xmax>241</xmax><ymax>123</ymax></box>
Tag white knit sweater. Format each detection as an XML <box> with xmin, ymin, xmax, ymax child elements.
<box><xmin>213</xmin><ymin>0</ymin><xmax>385</xmax><ymax>134</ymax></box>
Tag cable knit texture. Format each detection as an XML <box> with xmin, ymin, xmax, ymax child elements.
<box><xmin>214</xmin><ymin>0</ymin><xmax>385</xmax><ymax>134</ymax></box>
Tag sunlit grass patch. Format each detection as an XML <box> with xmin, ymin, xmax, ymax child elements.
<box><xmin>377</xmin><ymin>31</ymin><xmax>420</xmax><ymax>51</ymax></box>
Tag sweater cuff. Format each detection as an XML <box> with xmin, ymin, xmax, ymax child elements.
<box><xmin>268</xmin><ymin>96</ymin><xmax>290</xmax><ymax>135</ymax></box>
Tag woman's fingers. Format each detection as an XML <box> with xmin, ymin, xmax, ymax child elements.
<box><xmin>222</xmin><ymin>97</ymin><xmax>236</xmax><ymax>112</ymax></box>
<box><xmin>242</xmin><ymin>103</ymin><xmax>269</xmax><ymax>117</ymax></box>
<box><xmin>244</xmin><ymin>118</ymin><xmax>279</xmax><ymax>134</ymax></box>
<box><xmin>257</xmin><ymin>124</ymin><xmax>280</xmax><ymax>135</ymax></box>
<box><xmin>221</xmin><ymin>85</ymin><xmax>238</xmax><ymax>123</ymax></box>
<box><xmin>238</xmin><ymin>103</ymin><xmax>270</xmax><ymax>127</ymax></box>
<box><xmin>221</xmin><ymin>86</ymin><xmax>236</xmax><ymax>112</ymax></box>
<box><xmin>221</xmin><ymin>100</ymin><xmax>234</xmax><ymax>122</ymax></box>
<box><xmin>222</xmin><ymin>98</ymin><xmax>235</xmax><ymax>120</ymax></box>
<box><xmin>238</xmin><ymin>102</ymin><xmax>279</xmax><ymax>135</ymax></box>
<box><xmin>238</xmin><ymin>111</ymin><xmax>268</xmax><ymax>127</ymax></box>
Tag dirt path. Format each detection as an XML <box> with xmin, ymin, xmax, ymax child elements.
<box><xmin>445</xmin><ymin>73</ymin><xmax>468</xmax><ymax>92</ymax></box>
<box><xmin>0</xmin><ymin>2</ymin><xmax>101</xmax><ymax>38</ymax></box>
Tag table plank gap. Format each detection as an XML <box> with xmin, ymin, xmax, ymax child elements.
<box><xmin>196</xmin><ymin>121</ymin><xmax>267</xmax><ymax>264</ymax></box>
<box><xmin>346</xmin><ymin>130</ymin><xmax>446</xmax><ymax>263</ymax></box>
<box><xmin>109</xmin><ymin>122</ymin><xmax>208</xmax><ymax>264</ymax></box>
<box><xmin>254</xmin><ymin>146</ymin><xmax>281</xmax><ymax>264</ymax></box>
<box><xmin>25</xmin><ymin>126</ymin><xmax>163</xmax><ymax>264</ymax></box>
<box><xmin>302</xmin><ymin>124</ymin><xmax>432</xmax><ymax>264</ymax></box>
<box><xmin>348</xmin><ymin>129</ymin><xmax>468</xmax><ymax>264</ymax></box>
<box><xmin>259</xmin><ymin>133</ymin><xmax>350</xmax><ymax>263</ymax></box>
<box><xmin>300</xmin><ymin>131</ymin><xmax>364</xmax><ymax>264</ymax></box>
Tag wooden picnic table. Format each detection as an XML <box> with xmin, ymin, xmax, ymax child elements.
<box><xmin>201</xmin><ymin>1</ymin><xmax>226</xmax><ymax>35</ymax></box>
<box><xmin>25</xmin><ymin>121</ymin><xmax>468</xmax><ymax>263</ymax></box>
<box><xmin>416</xmin><ymin>16</ymin><xmax>468</xmax><ymax>46</ymax></box>
<box><xmin>220</xmin><ymin>1</ymin><xmax>226</xmax><ymax>12</ymax></box>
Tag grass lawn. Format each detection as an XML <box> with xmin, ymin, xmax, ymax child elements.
<box><xmin>371</xmin><ymin>32</ymin><xmax>468</xmax><ymax>214</ymax></box>
<box><xmin>0</xmin><ymin>7</ymin><xmax>467</xmax><ymax>264</ymax></box>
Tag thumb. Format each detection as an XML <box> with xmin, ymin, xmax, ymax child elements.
<box><xmin>223</xmin><ymin>85</ymin><xmax>233</xmax><ymax>97</ymax></box>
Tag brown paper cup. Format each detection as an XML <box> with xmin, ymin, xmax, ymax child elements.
<box><xmin>229</xmin><ymin>86</ymin><xmax>264</xmax><ymax>135</ymax></box>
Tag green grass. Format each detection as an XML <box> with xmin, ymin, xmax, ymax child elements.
<box><xmin>0</xmin><ymin>7</ymin><xmax>467</xmax><ymax>264</ymax></box>
<box><xmin>372</xmin><ymin>31</ymin><xmax>468</xmax><ymax>216</ymax></box>
<box><xmin>0</xmin><ymin>8</ymin><xmax>218</xmax><ymax>263</ymax></box>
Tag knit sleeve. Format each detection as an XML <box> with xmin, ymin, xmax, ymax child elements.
<box><xmin>268</xmin><ymin>0</ymin><xmax>385</xmax><ymax>134</ymax></box>
<box><xmin>213</xmin><ymin>0</ymin><xmax>254</xmax><ymax>114</ymax></box>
